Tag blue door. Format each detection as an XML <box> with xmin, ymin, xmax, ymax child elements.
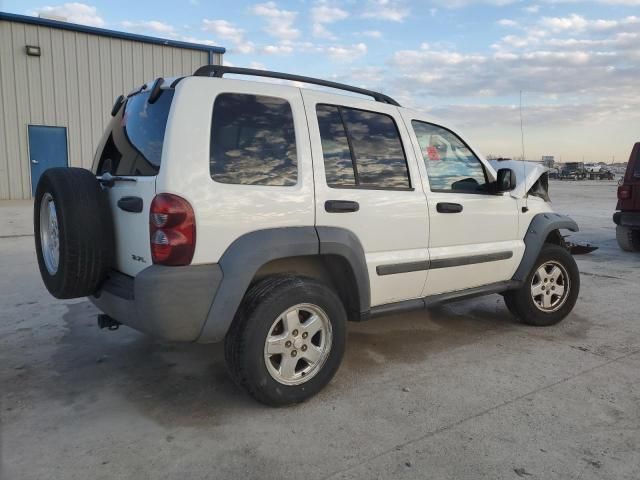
<box><xmin>28</xmin><ymin>125</ymin><xmax>68</xmax><ymax>195</ymax></box>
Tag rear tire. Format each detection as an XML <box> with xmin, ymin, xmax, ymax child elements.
<box><xmin>504</xmin><ymin>244</ymin><xmax>580</xmax><ymax>326</ymax></box>
<box><xmin>225</xmin><ymin>275</ymin><xmax>346</xmax><ymax>406</ymax></box>
<box><xmin>616</xmin><ymin>225</ymin><xmax>640</xmax><ymax>252</ymax></box>
<box><xmin>34</xmin><ymin>168</ymin><xmax>114</xmax><ymax>299</ymax></box>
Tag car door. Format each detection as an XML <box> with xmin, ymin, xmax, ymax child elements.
<box><xmin>401</xmin><ymin>112</ymin><xmax>523</xmax><ymax>296</ymax></box>
<box><xmin>302</xmin><ymin>90</ymin><xmax>429</xmax><ymax>307</ymax></box>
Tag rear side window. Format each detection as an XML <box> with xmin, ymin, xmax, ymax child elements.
<box><xmin>210</xmin><ymin>93</ymin><xmax>297</xmax><ymax>186</ymax></box>
<box><xmin>316</xmin><ymin>105</ymin><xmax>356</xmax><ymax>186</ymax></box>
<box><xmin>95</xmin><ymin>89</ymin><xmax>174</xmax><ymax>176</ymax></box>
<box><xmin>316</xmin><ymin>104</ymin><xmax>410</xmax><ymax>189</ymax></box>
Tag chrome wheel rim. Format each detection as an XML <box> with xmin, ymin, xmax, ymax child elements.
<box><xmin>531</xmin><ymin>261</ymin><xmax>570</xmax><ymax>313</ymax></box>
<box><xmin>39</xmin><ymin>193</ymin><xmax>60</xmax><ymax>275</ymax></box>
<box><xmin>263</xmin><ymin>303</ymin><xmax>333</xmax><ymax>386</ymax></box>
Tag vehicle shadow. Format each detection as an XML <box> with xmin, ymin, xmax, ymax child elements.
<box><xmin>48</xmin><ymin>302</ymin><xmax>260</xmax><ymax>425</ymax></box>
<box><xmin>343</xmin><ymin>297</ymin><xmax>518</xmax><ymax>373</ymax></box>
<box><xmin>11</xmin><ymin>296</ymin><xmax>570</xmax><ymax>427</ymax></box>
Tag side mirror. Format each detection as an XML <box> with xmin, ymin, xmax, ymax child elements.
<box><xmin>496</xmin><ymin>168</ymin><xmax>516</xmax><ymax>192</ymax></box>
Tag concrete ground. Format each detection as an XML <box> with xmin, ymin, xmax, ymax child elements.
<box><xmin>1</xmin><ymin>181</ymin><xmax>639</xmax><ymax>480</ymax></box>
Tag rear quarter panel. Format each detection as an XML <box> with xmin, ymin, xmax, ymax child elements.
<box><xmin>157</xmin><ymin>77</ymin><xmax>315</xmax><ymax>265</ymax></box>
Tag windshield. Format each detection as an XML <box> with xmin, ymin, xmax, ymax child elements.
<box><xmin>94</xmin><ymin>89</ymin><xmax>174</xmax><ymax>176</ymax></box>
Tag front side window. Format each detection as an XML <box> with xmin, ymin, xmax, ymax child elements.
<box><xmin>210</xmin><ymin>93</ymin><xmax>297</xmax><ymax>186</ymax></box>
<box><xmin>412</xmin><ymin>121</ymin><xmax>487</xmax><ymax>193</ymax></box>
<box><xmin>317</xmin><ymin>104</ymin><xmax>410</xmax><ymax>189</ymax></box>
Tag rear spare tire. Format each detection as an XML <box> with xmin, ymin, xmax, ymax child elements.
<box><xmin>34</xmin><ymin>168</ymin><xmax>114</xmax><ymax>299</ymax></box>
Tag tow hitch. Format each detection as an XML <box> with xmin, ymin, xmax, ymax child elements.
<box><xmin>97</xmin><ymin>314</ymin><xmax>121</xmax><ymax>331</ymax></box>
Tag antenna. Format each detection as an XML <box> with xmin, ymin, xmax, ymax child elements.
<box><xmin>519</xmin><ymin>90</ymin><xmax>528</xmax><ymax>212</ymax></box>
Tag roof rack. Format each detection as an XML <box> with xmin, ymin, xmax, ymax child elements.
<box><xmin>193</xmin><ymin>65</ymin><xmax>400</xmax><ymax>107</ymax></box>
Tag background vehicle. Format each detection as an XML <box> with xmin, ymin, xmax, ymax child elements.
<box><xmin>585</xmin><ymin>164</ymin><xmax>615</xmax><ymax>180</ymax></box>
<box><xmin>614</xmin><ymin>143</ymin><xmax>640</xmax><ymax>251</ymax></box>
<box><xmin>33</xmin><ymin>66</ymin><xmax>581</xmax><ymax>406</ymax></box>
<box><xmin>560</xmin><ymin>162</ymin><xmax>586</xmax><ymax>180</ymax></box>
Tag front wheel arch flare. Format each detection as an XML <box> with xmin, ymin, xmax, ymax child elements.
<box><xmin>512</xmin><ymin>213</ymin><xmax>578</xmax><ymax>283</ymax></box>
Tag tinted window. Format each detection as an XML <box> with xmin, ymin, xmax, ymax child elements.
<box><xmin>412</xmin><ymin>121</ymin><xmax>487</xmax><ymax>193</ymax></box>
<box><xmin>316</xmin><ymin>104</ymin><xmax>410</xmax><ymax>189</ymax></box>
<box><xmin>95</xmin><ymin>89</ymin><xmax>174</xmax><ymax>176</ymax></box>
<box><xmin>317</xmin><ymin>105</ymin><xmax>356</xmax><ymax>186</ymax></box>
<box><xmin>210</xmin><ymin>93</ymin><xmax>297</xmax><ymax>186</ymax></box>
<box><xmin>342</xmin><ymin>109</ymin><xmax>409</xmax><ymax>188</ymax></box>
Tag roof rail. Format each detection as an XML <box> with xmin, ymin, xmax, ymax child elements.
<box><xmin>192</xmin><ymin>65</ymin><xmax>401</xmax><ymax>107</ymax></box>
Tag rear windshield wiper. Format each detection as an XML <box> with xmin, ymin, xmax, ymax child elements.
<box><xmin>98</xmin><ymin>172</ymin><xmax>138</xmax><ymax>187</ymax></box>
<box><xmin>126</xmin><ymin>83</ymin><xmax>148</xmax><ymax>98</ymax></box>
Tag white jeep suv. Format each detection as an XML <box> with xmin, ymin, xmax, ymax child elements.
<box><xmin>34</xmin><ymin>66</ymin><xmax>580</xmax><ymax>406</ymax></box>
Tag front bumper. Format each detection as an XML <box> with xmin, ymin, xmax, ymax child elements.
<box><xmin>90</xmin><ymin>264</ymin><xmax>222</xmax><ymax>342</ymax></box>
<box><xmin>613</xmin><ymin>211</ymin><xmax>640</xmax><ymax>228</ymax></box>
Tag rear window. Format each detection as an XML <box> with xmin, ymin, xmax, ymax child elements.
<box><xmin>209</xmin><ymin>93</ymin><xmax>297</xmax><ymax>186</ymax></box>
<box><xmin>94</xmin><ymin>89</ymin><xmax>174</xmax><ymax>176</ymax></box>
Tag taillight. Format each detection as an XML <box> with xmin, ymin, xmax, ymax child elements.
<box><xmin>150</xmin><ymin>194</ymin><xmax>196</xmax><ymax>266</ymax></box>
<box><xmin>618</xmin><ymin>184</ymin><xmax>632</xmax><ymax>200</ymax></box>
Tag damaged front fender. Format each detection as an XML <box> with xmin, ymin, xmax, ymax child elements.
<box><xmin>488</xmin><ymin>159</ymin><xmax>550</xmax><ymax>200</ymax></box>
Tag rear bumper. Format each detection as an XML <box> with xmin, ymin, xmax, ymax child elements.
<box><xmin>90</xmin><ymin>264</ymin><xmax>222</xmax><ymax>342</ymax></box>
<box><xmin>613</xmin><ymin>211</ymin><xmax>640</xmax><ymax>227</ymax></box>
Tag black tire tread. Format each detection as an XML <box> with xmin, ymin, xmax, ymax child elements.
<box><xmin>616</xmin><ymin>225</ymin><xmax>640</xmax><ymax>252</ymax></box>
<box><xmin>224</xmin><ymin>275</ymin><xmax>346</xmax><ymax>406</ymax></box>
<box><xmin>224</xmin><ymin>275</ymin><xmax>299</xmax><ymax>394</ymax></box>
<box><xmin>504</xmin><ymin>243</ymin><xmax>580</xmax><ymax>327</ymax></box>
<box><xmin>34</xmin><ymin>168</ymin><xmax>114</xmax><ymax>299</ymax></box>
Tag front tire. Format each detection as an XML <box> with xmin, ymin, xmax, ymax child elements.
<box><xmin>504</xmin><ymin>244</ymin><xmax>580</xmax><ymax>326</ymax></box>
<box><xmin>616</xmin><ymin>225</ymin><xmax>640</xmax><ymax>252</ymax></box>
<box><xmin>224</xmin><ymin>275</ymin><xmax>347</xmax><ymax>406</ymax></box>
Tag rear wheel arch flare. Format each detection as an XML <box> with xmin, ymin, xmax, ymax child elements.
<box><xmin>253</xmin><ymin>254</ymin><xmax>363</xmax><ymax>321</ymax></box>
<box><xmin>197</xmin><ymin>226</ymin><xmax>370</xmax><ymax>343</ymax></box>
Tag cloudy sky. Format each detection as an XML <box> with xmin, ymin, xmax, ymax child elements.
<box><xmin>5</xmin><ymin>0</ymin><xmax>639</xmax><ymax>163</ymax></box>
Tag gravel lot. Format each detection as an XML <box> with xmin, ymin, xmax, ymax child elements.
<box><xmin>1</xmin><ymin>180</ymin><xmax>639</xmax><ymax>480</ymax></box>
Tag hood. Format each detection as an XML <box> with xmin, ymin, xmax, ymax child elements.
<box><xmin>488</xmin><ymin>159</ymin><xmax>548</xmax><ymax>199</ymax></box>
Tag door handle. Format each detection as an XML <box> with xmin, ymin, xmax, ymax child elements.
<box><xmin>436</xmin><ymin>202</ymin><xmax>463</xmax><ymax>213</ymax></box>
<box><xmin>325</xmin><ymin>200</ymin><xmax>360</xmax><ymax>213</ymax></box>
<box><xmin>31</xmin><ymin>159</ymin><xmax>39</xmax><ymax>165</ymax></box>
<box><xmin>117</xmin><ymin>196</ymin><xmax>143</xmax><ymax>213</ymax></box>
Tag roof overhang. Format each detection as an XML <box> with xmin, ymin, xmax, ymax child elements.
<box><xmin>0</xmin><ymin>11</ymin><xmax>225</xmax><ymax>55</ymax></box>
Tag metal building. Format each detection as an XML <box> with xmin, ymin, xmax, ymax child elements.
<box><xmin>0</xmin><ymin>12</ymin><xmax>225</xmax><ymax>200</ymax></box>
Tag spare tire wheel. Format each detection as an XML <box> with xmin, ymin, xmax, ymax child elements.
<box><xmin>34</xmin><ymin>167</ymin><xmax>114</xmax><ymax>299</ymax></box>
